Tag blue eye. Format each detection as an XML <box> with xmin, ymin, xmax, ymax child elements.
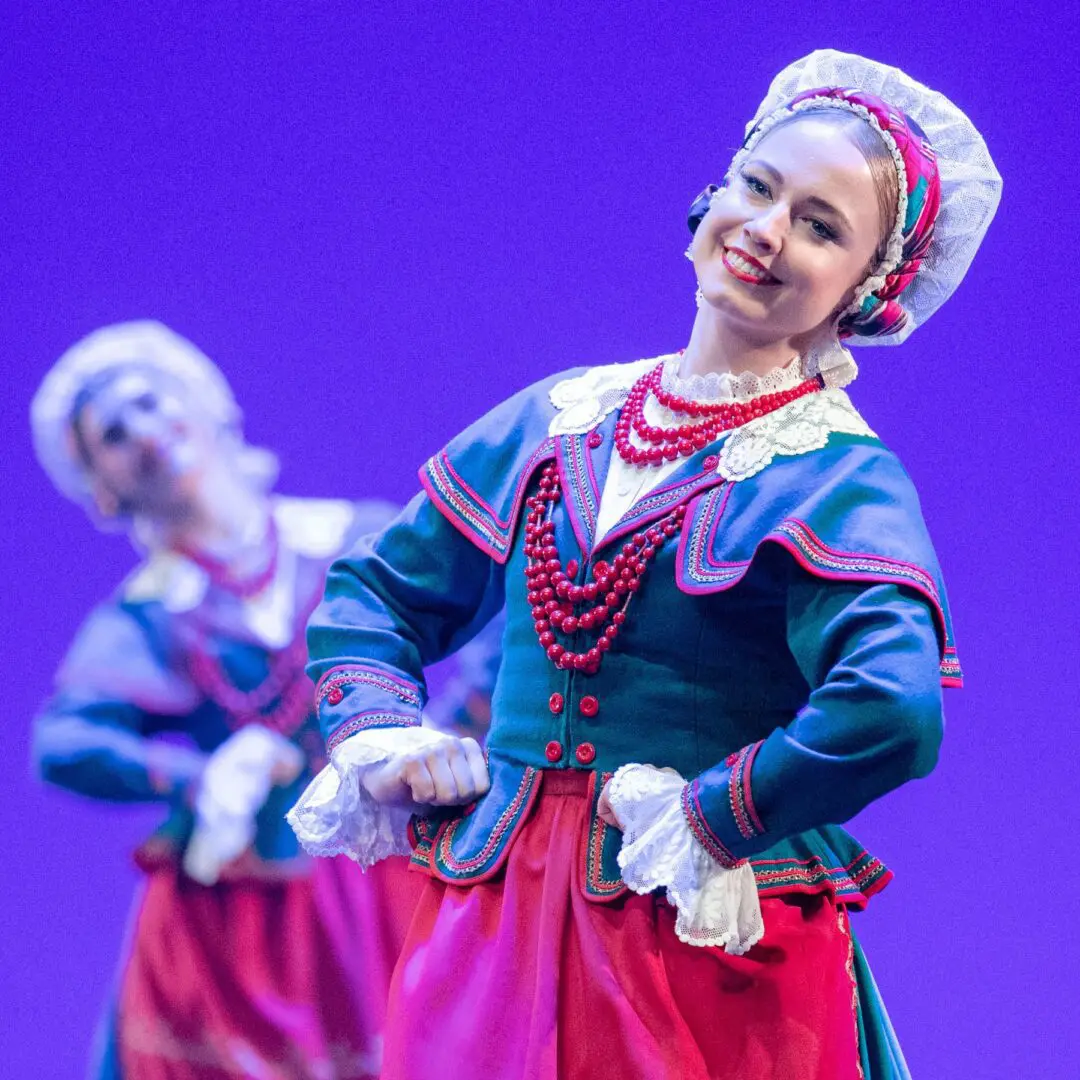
<box><xmin>808</xmin><ymin>219</ymin><xmax>838</xmax><ymax>241</ymax></box>
<box><xmin>743</xmin><ymin>173</ymin><xmax>770</xmax><ymax>198</ymax></box>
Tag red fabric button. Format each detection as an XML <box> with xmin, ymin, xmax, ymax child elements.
<box><xmin>579</xmin><ymin>695</ymin><xmax>599</xmax><ymax>718</ymax></box>
<box><xmin>702</xmin><ymin>454</ymin><xmax>719</xmax><ymax>472</ymax></box>
<box><xmin>724</xmin><ymin>752</ymin><xmax>739</xmax><ymax>766</ymax></box>
<box><xmin>549</xmin><ymin>692</ymin><xmax>564</xmax><ymax>715</ymax></box>
<box><xmin>326</xmin><ymin>687</ymin><xmax>344</xmax><ymax>706</ymax></box>
<box><xmin>545</xmin><ymin>741</ymin><xmax>564</xmax><ymax>762</ymax></box>
<box><xmin>575</xmin><ymin>742</ymin><xmax>597</xmax><ymax>765</ymax></box>
<box><xmin>587</xmin><ymin>430</ymin><xmax>604</xmax><ymax>448</ymax></box>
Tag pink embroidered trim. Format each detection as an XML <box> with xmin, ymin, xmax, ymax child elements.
<box><xmin>940</xmin><ymin>647</ymin><xmax>963</xmax><ymax>688</ymax></box>
<box><xmin>729</xmin><ymin>741</ymin><xmax>766</xmax><ymax>840</ymax></box>
<box><xmin>326</xmin><ymin>711</ymin><xmax>420</xmax><ymax>754</ymax></box>
<box><xmin>435</xmin><ymin>768</ymin><xmax>540</xmax><ymax>876</ymax></box>
<box><xmin>751</xmin><ymin>850</ymin><xmax>892</xmax><ymax>905</ymax></box>
<box><xmin>681</xmin><ymin>779</ymin><xmax>740</xmax><ymax>868</ymax></box>
<box><xmin>420</xmin><ymin>441</ymin><xmax>555</xmax><ymax>564</ymax></box>
<box><xmin>585</xmin><ymin>771</ymin><xmax>626</xmax><ymax>898</ymax></box>
<box><xmin>777</xmin><ymin>519</ymin><xmax>940</xmax><ymax>599</ymax></box>
<box><xmin>315</xmin><ymin>665</ymin><xmax>422</xmax><ymax>710</ymax></box>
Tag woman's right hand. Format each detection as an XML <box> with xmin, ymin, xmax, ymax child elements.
<box><xmin>360</xmin><ymin>735</ymin><xmax>490</xmax><ymax>809</ymax></box>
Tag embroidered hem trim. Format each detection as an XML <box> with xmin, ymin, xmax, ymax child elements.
<box><xmin>752</xmin><ymin>849</ymin><xmax>893</xmax><ymax>909</ymax></box>
<box><xmin>583</xmin><ymin>771</ymin><xmax>629</xmax><ymax>900</ymax></box>
<box><xmin>430</xmin><ymin>768</ymin><xmax>542</xmax><ymax>882</ymax></box>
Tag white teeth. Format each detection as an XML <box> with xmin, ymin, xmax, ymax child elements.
<box><xmin>727</xmin><ymin>250</ymin><xmax>770</xmax><ymax>280</ymax></box>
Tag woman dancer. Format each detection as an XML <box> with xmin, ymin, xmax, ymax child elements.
<box><xmin>31</xmin><ymin>321</ymin><xmax>497</xmax><ymax>1079</ymax></box>
<box><xmin>289</xmin><ymin>51</ymin><xmax>1002</xmax><ymax>1079</ymax></box>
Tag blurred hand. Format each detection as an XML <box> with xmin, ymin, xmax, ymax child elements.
<box><xmin>361</xmin><ymin>736</ymin><xmax>490</xmax><ymax>809</ymax></box>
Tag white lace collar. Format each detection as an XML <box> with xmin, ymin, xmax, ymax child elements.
<box><xmin>659</xmin><ymin>353</ymin><xmax>804</xmax><ymax>403</ymax></box>
<box><xmin>122</xmin><ymin>496</ymin><xmax>357</xmax><ymax>631</ymax></box>
<box><xmin>549</xmin><ymin>355</ymin><xmax>876</xmax><ymax>481</ymax></box>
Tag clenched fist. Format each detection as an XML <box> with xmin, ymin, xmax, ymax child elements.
<box><xmin>361</xmin><ymin>735</ymin><xmax>490</xmax><ymax>809</ymax></box>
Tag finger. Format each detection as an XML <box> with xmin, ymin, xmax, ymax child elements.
<box><xmin>425</xmin><ymin>753</ymin><xmax>461</xmax><ymax>805</ymax></box>
<box><xmin>443</xmin><ymin>742</ymin><xmax>480</xmax><ymax>802</ymax></box>
<box><xmin>404</xmin><ymin>758</ymin><xmax>437</xmax><ymax>804</ymax></box>
<box><xmin>460</xmin><ymin>738</ymin><xmax>491</xmax><ymax>795</ymax></box>
<box><xmin>597</xmin><ymin>788</ymin><xmax>623</xmax><ymax>829</ymax></box>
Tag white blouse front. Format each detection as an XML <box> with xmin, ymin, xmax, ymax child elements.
<box><xmin>593</xmin><ymin>354</ymin><xmax>804</xmax><ymax>541</ymax></box>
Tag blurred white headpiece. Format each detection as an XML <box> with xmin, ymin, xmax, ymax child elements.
<box><xmin>30</xmin><ymin>320</ymin><xmax>277</xmax><ymax>511</ymax></box>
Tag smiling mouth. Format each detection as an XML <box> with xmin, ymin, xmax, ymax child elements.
<box><xmin>722</xmin><ymin>247</ymin><xmax>780</xmax><ymax>286</ymax></box>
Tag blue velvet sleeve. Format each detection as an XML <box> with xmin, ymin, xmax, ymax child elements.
<box><xmin>307</xmin><ymin>490</ymin><xmax>506</xmax><ymax>750</ymax></box>
<box><xmin>683</xmin><ymin>569</ymin><xmax>944</xmax><ymax>865</ymax></box>
<box><xmin>34</xmin><ymin>603</ymin><xmax>206</xmax><ymax>803</ymax></box>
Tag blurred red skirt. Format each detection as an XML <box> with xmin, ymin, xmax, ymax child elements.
<box><xmin>115</xmin><ymin>854</ymin><xmax>420</xmax><ymax>1079</ymax></box>
<box><xmin>382</xmin><ymin>770</ymin><xmax>863</xmax><ymax>1080</ymax></box>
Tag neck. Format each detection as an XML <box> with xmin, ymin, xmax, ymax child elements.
<box><xmin>160</xmin><ymin>469</ymin><xmax>271</xmax><ymax>565</ymax></box>
<box><xmin>680</xmin><ymin>305</ymin><xmax>799</xmax><ymax>380</ymax></box>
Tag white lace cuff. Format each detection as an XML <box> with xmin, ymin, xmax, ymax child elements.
<box><xmin>286</xmin><ymin>727</ymin><xmax>448</xmax><ymax>868</ymax></box>
<box><xmin>606</xmin><ymin>763</ymin><xmax>765</xmax><ymax>955</ymax></box>
<box><xmin>184</xmin><ymin>725</ymin><xmax>304</xmax><ymax>885</ymax></box>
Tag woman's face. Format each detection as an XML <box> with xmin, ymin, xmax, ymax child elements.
<box><xmin>74</xmin><ymin>367</ymin><xmax>215</xmax><ymax>521</ymax></box>
<box><xmin>691</xmin><ymin>115</ymin><xmax>887</xmax><ymax>349</ymax></box>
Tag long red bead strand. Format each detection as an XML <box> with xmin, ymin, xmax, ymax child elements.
<box><xmin>524</xmin><ymin>462</ymin><xmax>686</xmax><ymax>676</ymax></box>
<box><xmin>188</xmin><ymin>632</ymin><xmax>313</xmax><ymax>735</ymax></box>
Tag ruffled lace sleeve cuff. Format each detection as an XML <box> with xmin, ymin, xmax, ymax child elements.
<box><xmin>605</xmin><ymin>763</ymin><xmax>764</xmax><ymax>955</ymax></box>
<box><xmin>286</xmin><ymin>727</ymin><xmax>447</xmax><ymax>868</ymax></box>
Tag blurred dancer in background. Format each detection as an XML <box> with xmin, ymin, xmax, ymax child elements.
<box><xmin>30</xmin><ymin>320</ymin><xmax>497</xmax><ymax>1079</ymax></box>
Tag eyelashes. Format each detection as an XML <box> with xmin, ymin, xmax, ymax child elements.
<box><xmin>739</xmin><ymin>170</ymin><xmax>840</xmax><ymax>243</ymax></box>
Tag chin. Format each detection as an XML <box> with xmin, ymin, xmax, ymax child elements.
<box><xmin>700</xmin><ymin>277</ymin><xmax>773</xmax><ymax>324</ymax></box>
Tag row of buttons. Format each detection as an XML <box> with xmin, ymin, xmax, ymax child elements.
<box><xmin>547</xmin><ymin>690</ymin><xmax>598</xmax><ymax>764</ymax></box>
<box><xmin>549</xmin><ymin>692</ymin><xmax>598</xmax><ymax>717</ymax></box>
<box><xmin>545</xmin><ymin>740</ymin><xmax>596</xmax><ymax>765</ymax></box>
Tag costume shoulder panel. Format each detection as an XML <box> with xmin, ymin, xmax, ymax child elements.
<box><xmin>419</xmin><ymin>366</ymin><xmax>588</xmax><ymax>562</ymax></box>
<box><xmin>679</xmin><ymin>435</ymin><xmax>962</xmax><ymax>684</ymax></box>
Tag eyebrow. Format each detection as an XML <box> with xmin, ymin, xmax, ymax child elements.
<box><xmin>744</xmin><ymin>157</ymin><xmax>854</xmax><ymax>233</ymax></box>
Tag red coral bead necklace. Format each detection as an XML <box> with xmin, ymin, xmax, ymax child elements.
<box><xmin>525</xmin><ymin>463</ymin><xmax>686</xmax><ymax>676</ymax></box>
<box><xmin>528</xmin><ymin>358</ymin><xmax>820</xmax><ymax>675</ymax></box>
<box><xmin>614</xmin><ymin>361</ymin><xmax>822</xmax><ymax>467</ymax></box>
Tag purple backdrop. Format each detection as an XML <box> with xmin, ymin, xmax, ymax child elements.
<box><xmin>2</xmin><ymin>3</ymin><xmax>1076</xmax><ymax>1075</ymax></box>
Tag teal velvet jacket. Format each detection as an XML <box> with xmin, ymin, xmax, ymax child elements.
<box><xmin>307</xmin><ymin>364</ymin><xmax>960</xmax><ymax>905</ymax></box>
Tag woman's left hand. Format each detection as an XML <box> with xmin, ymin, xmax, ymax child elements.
<box><xmin>597</xmin><ymin>780</ymin><xmax>623</xmax><ymax>829</ymax></box>
<box><xmin>598</xmin><ymin>765</ymin><xmax>683</xmax><ymax>830</ymax></box>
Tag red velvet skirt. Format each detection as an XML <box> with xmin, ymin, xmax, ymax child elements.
<box><xmin>115</xmin><ymin>854</ymin><xmax>421</xmax><ymax>1079</ymax></box>
<box><xmin>382</xmin><ymin>770</ymin><xmax>863</xmax><ymax>1080</ymax></box>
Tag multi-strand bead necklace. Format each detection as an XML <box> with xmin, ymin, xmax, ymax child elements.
<box><xmin>180</xmin><ymin>520</ymin><xmax>313</xmax><ymax>735</ymax></box>
<box><xmin>527</xmin><ymin>360</ymin><xmax>821</xmax><ymax>675</ymax></box>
